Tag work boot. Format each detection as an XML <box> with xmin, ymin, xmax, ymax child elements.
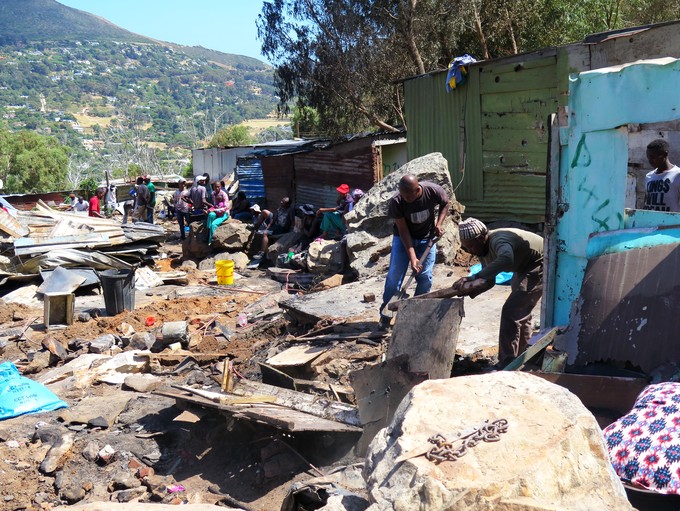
<box><xmin>378</xmin><ymin>314</ymin><xmax>392</xmax><ymax>331</ymax></box>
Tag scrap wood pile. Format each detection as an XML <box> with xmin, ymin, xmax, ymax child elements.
<box><xmin>0</xmin><ymin>200</ymin><xmax>165</xmax><ymax>285</ymax></box>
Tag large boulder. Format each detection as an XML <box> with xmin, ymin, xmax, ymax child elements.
<box><xmin>364</xmin><ymin>372</ymin><xmax>633</xmax><ymax>511</ymax></box>
<box><xmin>267</xmin><ymin>231</ymin><xmax>303</xmax><ymax>264</ymax></box>
<box><xmin>181</xmin><ymin>221</ymin><xmax>211</xmax><ymax>260</ymax></box>
<box><xmin>198</xmin><ymin>252</ymin><xmax>250</xmax><ymax>271</ymax></box>
<box><xmin>345</xmin><ymin>153</ymin><xmax>463</xmax><ymax>278</ymax></box>
<box><xmin>211</xmin><ymin>220</ymin><xmax>251</xmax><ymax>251</ymax></box>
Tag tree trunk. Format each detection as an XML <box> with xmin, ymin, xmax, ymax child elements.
<box><xmin>404</xmin><ymin>0</ymin><xmax>426</xmax><ymax>75</ymax></box>
<box><xmin>472</xmin><ymin>1</ymin><xmax>490</xmax><ymax>60</ymax></box>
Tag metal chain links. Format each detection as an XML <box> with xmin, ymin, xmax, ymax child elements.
<box><xmin>425</xmin><ymin>418</ymin><xmax>509</xmax><ymax>464</ymax></box>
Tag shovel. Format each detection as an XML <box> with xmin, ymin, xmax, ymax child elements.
<box><xmin>389</xmin><ymin>235</ymin><xmax>439</xmax><ymax>305</ymax></box>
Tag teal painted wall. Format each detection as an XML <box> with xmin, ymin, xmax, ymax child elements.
<box><xmin>552</xmin><ymin>58</ymin><xmax>680</xmax><ymax>331</ymax></box>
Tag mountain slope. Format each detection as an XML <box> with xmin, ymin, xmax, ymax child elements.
<box><xmin>0</xmin><ymin>0</ymin><xmax>150</xmax><ymax>44</ymax></box>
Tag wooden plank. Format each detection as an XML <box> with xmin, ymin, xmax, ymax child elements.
<box><xmin>156</xmin><ymin>390</ymin><xmax>361</xmax><ymax>433</ymax></box>
<box><xmin>482</xmin><ymin>151</ymin><xmax>548</xmax><ymax>173</ymax></box>
<box><xmin>481</xmin><ymin>88</ymin><xmax>558</xmax><ymax>114</ymax></box>
<box><xmin>481</xmin><ymin>128</ymin><xmax>548</xmax><ymax>153</ymax></box>
<box><xmin>0</xmin><ymin>208</ymin><xmax>29</xmax><ymax>237</ymax></box>
<box><xmin>478</xmin><ymin>53</ymin><xmax>557</xmax><ymax>76</ymax></box>
<box><xmin>479</xmin><ymin>64</ymin><xmax>557</xmax><ymax>94</ymax></box>
<box><xmin>482</xmin><ymin>111</ymin><xmax>548</xmax><ymax>130</ymax></box>
<box><xmin>502</xmin><ymin>327</ymin><xmax>559</xmax><ymax>371</ymax></box>
<box><xmin>266</xmin><ymin>344</ymin><xmax>330</xmax><ymax>367</ymax></box>
<box><xmin>232</xmin><ymin>378</ymin><xmax>360</xmax><ymax>426</ymax></box>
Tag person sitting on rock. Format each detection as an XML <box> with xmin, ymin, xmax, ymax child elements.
<box><xmin>206</xmin><ymin>182</ymin><xmax>230</xmax><ymax>245</ymax></box>
<box><xmin>231</xmin><ymin>191</ymin><xmax>252</xmax><ymax>222</ymax></box>
<box><xmin>314</xmin><ymin>183</ymin><xmax>354</xmax><ymax>239</ymax></box>
<box><xmin>248</xmin><ymin>198</ymin><xmax>293</xmax><ymax>262</ymax></box>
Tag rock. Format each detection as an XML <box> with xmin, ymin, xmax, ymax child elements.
<box><xmin>364</xmin><ymin>372</ymin><xmax>633</xmax><ymax>511</ymax></box>
<box><xmin>82</xmin><ymin>441</ymin><xmax>99</xmax><ymax>462</ymax></box>
<box><xmin>179</xmin><ymin>259</ymin><xmax>198</xmax><ymax>271</ymax></box>
<box><xmin>117</xmin><ymin>322</ymin><xmax>135</xmax><ymax>337</ymax></box>
<box><xmin>198</xmin><ymin>251</ymin><xmax>249</xmax><ymax>271</ymax></box>
<box><xmin>267</xmin><ymin>231</ymin><xmax>303</xmax><ymax>264</ymax></box>
<box><xmin>24</xmin><ymin>350</ymin><xmax>51</xmax><ymax>374</ymax></box>
<box><xmin>88</xmin><ymin>334</ymin><xmax>118</xmax><ymax>354</ymax></box>
<box><xmin>308</xmin><ymin>239</ymin><xmax>344</xmax><ymax>274</ymax></box>
<box><xmin>182</xmin><ymin>222</ymin><xmax>212</xmax><ymax>260</ymax></box>
<box><xmin>128</xmin><ymin>332</ymin><xmax>154</xmax><ymax>351</ymax></box>
<box><xmin>60</xmin><ymin>485</ymin><xmax>86</xmax><ymax>504</ymax></box>
<box><xmin>123</xmin><ymin>374</ymin><xmax>161</xmax><ymax>393</ymax></box>
<box><xmin>211</xmin><ymin>220</ymin><xmax>251</xmax><ymax>251</ymax></box>
<box><xmin>161</xmin><ymin>321</ymin><xmax>188</xmax><ymax>345</ymax></box>
<box><xmin>112</xmin><ymin>486</ymin><xmax>148</xmax><ymax>503</ymax></box>
<box><xmin>185</xmin><ymin>370</ymin><xmax>207</xmax><ymax>386</ymax></box>
<box><xmin>33</xmin><ymin>425</ymin><xmax>74</xmax><ymax>475</ymax></box>
<box><xmin>322</xmin><ymin>494</ymin><xmax>370</xmax><ymax>511</ymax></box>
<box><xmin>42</xmin><ymin>338</ymin><xmax>68</xmax><ymax>361</ymax></box>
<box><xmin>345</xmin><ymin>153</ymin><xmax>463</xmax><ymax>278</ymax></box>
<box><xmin>311</xmin><ymin>273</ymin><xmax>345</xmax><ymax>292</ymax></box>
<box><xmin>98</xmin><ymin>444</ymin><xmax>116</xmax><ymax>464</ymax></box>
<box><xmin>109</xmin><ymin>471</ymin><xmax>142</xmax><ymax>491</ymax></box>
<box><xmin>76</xmin><ymin>312</ymin><xmax>91</xmax><ymax>322</ymax></box>
<box><xmin>59</xmin><ymin>393</ymin><xmax>132</xmax><ymax>429</ymax></box>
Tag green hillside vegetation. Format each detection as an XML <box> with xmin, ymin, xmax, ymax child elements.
<box><xmin>0</xmin><ymin>0</ymin><xmax>148</xmax><ymax>44</ymax></box>
<box><xmin>0</xmin><ymin>0</ymin><xmax>280</xmax><ymax>192</ymax></box>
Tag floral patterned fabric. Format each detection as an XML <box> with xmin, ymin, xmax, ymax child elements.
<box><xmin>604</xmin><ymin>382</ymin><xmax>680</xmax><ymax>494</ymax></box>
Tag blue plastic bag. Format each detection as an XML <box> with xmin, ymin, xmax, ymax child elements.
<box><xmin>469</xmin><ymin>263</ymin><xmax>513</xmax><ymax>285</ymax></box>
<box><xmin>0</xmin><ymin>361</ymin><xmax>67</xmax><ymax>420</ymax></box>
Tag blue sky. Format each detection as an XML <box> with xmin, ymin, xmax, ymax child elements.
<box><xmin>57</xmin><ymin>0</ymin><xmax>269</xmax><ymax>63</ymax></box>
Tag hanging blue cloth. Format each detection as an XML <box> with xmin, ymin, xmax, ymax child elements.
<box><xmin>446</xmin><ymin>54</ymin><xmax>477</xmax><ymax>92</ymax></box>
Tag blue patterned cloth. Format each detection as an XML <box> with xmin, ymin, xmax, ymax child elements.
<box><xmin>604</xmin><ymin>382</ymin><xmax>680</xmax><ymax>493</ymax></box>
<box><xmin>446</xmin><ymin>54</ymin><xmax>477</xmax><ymax>92</ymax></box>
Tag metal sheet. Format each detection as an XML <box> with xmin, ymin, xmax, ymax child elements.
<box><xmin>574</xmin><ymin>243</ymin><xmax>680</xmax><ymax>373</ymax></box>
<box><xmin>236</xmin><ymin>157</ymin><xmax>265</xmax><ymax>204</ymax></box>
<box><xmin>18</xmin><ymin>249</ymin><xmax>132</xmax><ymax>275</ymax></box>
<box><xmin>261</xmin><ymin>154</ymin><xmax>295</xmax><ymax>209</ymax></box>
<box><xmin>38</xmin><ymin>267</ymin><xmax>90</xmax><ymax>294</ymax></box>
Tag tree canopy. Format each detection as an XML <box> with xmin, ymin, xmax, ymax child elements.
<box><xmin>0</xmin><ymin>130</ymin><xmax>69</xmax><ymax>193</ymax></box>
<box><xmin>208</xmin><ymin>125</ymin><xmax>254</xmax><ymax>148</ymax></box>
<box><xmin>258</xmin><ymin>0</ymin><xmax>680</xmax><ymax>137</ymax></box>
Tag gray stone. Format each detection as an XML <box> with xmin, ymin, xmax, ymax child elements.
<box><xmin>82</xmin><ymin>441</ymin><xmax>99</xmax><ymax>462</ymax></box>
<box><xmin>161</xmin><ymin>321</ymin><xmax>188</xmax><ymax>345</ymax></box>
<box><xmin>123</xmin><ymin>374</ymin><xmax>162</xmax><ymax>393</ymax></box>
<box><xmin>59</xmin><ymin>394</ymin><xmax>132</xmax><ymax>429</ymax></box>
<box><xmin>364</xmin><ymin>372</ymin><xmax>633</xmax><ymax>511</ymax></box>
<box><xmin>33</xmin><ymin>425</ymin><xmax>74</xmax><ymax>475</ymax></box>
<box><xmin>182</xmin><ymin>222</ymin><xmax>212</xmax><ymax>260</ymax></box>
<box><xmin>128</xmin><ymin>332</ymin><xmax>154</xmax><ymax>350</ymax></box>
<box><xmin>267</xmin><ymin>231</ymin><xmax>303</xmax><ymax>264</ymax></box>
<box><xmin>345</xmin><ymin>153</ymin><xmax>463</xmax><ymax>278</ymax></box>
<box><xmin>108</xmin><ymin>471</ymin><xmax>142</xmax><ymax>492</ymax></box>
<box><xmin>179</xmin><ymin>259</ymin><xmax>198</xmax><ymax>271</ymax></box>
<box><xmin>24</xmin><ymin>350</ymin><xmax>51</xmax><ymax>374</ymax></box>
<box><xmin>88</xmin><ymin>334</ymin><xmax>118</xmax><ymax>354</ymax></box>
<box><xmin>34</xmin><ymin>492</ymin><xmax>50</xmax><ymax>504</ymax></box>
<box><xmin>112</xmin><ymin>486</ymin><xmax>148</xmax><ymax>503</ymax></box>
<box><xmin>60</xmin><ymin>485</ymin><xmax>86</xmax><ymax>504</ymax></box>
<box><xmin>198</xmin><ymin>251</ymin><xmax>250</xmax><ymax>271</ymax></box>
<box><xmin>76</xmin><ymin>312</ymin><xmax>92</xmax><ymax>322</ymax></box>
<box><xmin>211</xmin><ymin>220</ymin><xmax>251</xmax><ymax>251</ymax></box>
<box><xmin>322</xmin><ymin>494</ymin><xmax>370</xmax><ymax>511</ymax></box>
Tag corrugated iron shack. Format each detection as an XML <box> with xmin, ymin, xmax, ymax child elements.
<box><xmin>547</xmin><ymin>57</ymin><xmax>680</xmax><ymax>373</ymax></box>
<box><xmin>404</xmin><ymin>20</ymin><xmax>680</xmax><ymax>224</ymax></box>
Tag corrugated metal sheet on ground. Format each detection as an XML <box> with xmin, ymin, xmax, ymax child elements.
<box><xmin>574</xmin><ymin>242</ymin><xmax>680</xmax><ymax>373</ymax></box>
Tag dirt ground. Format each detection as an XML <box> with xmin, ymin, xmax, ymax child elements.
<box><xmin>0</xmin><ymin>237</ymin><xmax>392</xmax><ymax>511</ymax></box>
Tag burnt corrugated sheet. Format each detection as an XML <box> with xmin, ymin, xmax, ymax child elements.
<box><xmin>236</xmin><ymin>157</ymin><xmax>265</xmax><ymax>205</ymax></box>
<box><xmin>4</xmin><ymin>191</ymin><xmax>75</xmax><ymax>210</ymax></box>
<box><xmin>261</xmin><ymin>154</ymin><xmax>295</xmax><ymax>209</ymax></box>
<box><xmin>574</xmin><ymin>243</ymin><xmax>680</xmax><ymax>373</ymax></box>
<box><xmin>293</xmin><ymin>138</ymin><xmax>378</xmax><ymax>208</ymax></box>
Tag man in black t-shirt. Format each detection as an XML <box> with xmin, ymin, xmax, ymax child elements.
<box><xmin>379</xmin><ymin>174</ymin><xmax>450</xmax><ymax>327</ymax></box>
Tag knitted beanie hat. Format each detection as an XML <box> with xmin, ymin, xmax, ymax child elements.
<box><xmin>459</xmin><ymin>217</ymin><xmax>488</xmax><ymax>240</ymax></box>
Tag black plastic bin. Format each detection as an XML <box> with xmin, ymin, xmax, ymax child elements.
<box><xmin>99</xmin><ymin>269</ymin><xmax>136</xmax><ymax>316</ymax></box>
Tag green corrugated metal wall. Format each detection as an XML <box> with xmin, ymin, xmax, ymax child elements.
<box><xmin>405</xmin><ymin>52</ymin><xmax>558</xmax><ymax>223</ymax></box>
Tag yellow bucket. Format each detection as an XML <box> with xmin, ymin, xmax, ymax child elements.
<box><xmin>215</xmin><ymin>260</ymin><xmax>234</xmax><ymax>285</ymax></box>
